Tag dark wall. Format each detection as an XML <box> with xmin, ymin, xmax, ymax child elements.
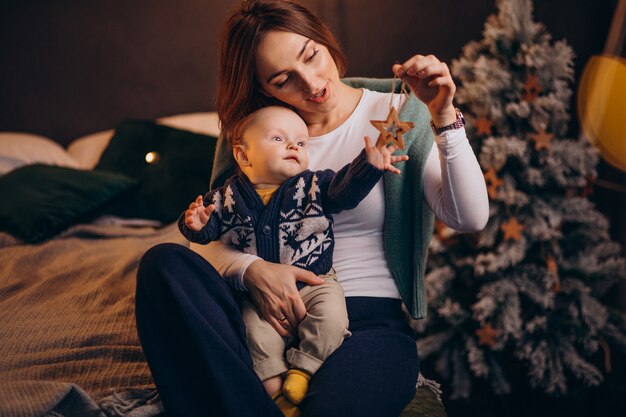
<box><xmin>0</xmin><ymin>0</ymin><xmax>234</xmax><ymax>144</ymax></box>
<box><xmin>0</xmin><ymin>0</ymin><xmax>616</xmax><ymax>145</ymax></box>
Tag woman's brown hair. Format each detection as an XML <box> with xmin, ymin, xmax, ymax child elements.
<box><xmin>216</xmin><ymin>0</ymin><xmax>347</xmax><ymax>138</ymax></box>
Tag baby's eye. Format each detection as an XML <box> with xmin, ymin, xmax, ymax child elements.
<box><xmin>273</xmin><ymin>136</ymin><xmax>283</xmax><ymax>142</ymax></box>
<box><xmin>297</xmin><ymin>141</ymin><xmax>306</xmax><ymax>147</ymax></box>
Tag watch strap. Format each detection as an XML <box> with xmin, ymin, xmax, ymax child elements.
<box><xmin>430</xmin><ymin>108</ymin><xmax>465</xmax><ymax>135</ymax></box>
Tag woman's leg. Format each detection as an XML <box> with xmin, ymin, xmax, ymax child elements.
<box><xmin>135</xmin><ymin>243</ymin><xmax>282</xmax><ymax>417</ymax></box>
<box><xmin>299</xmin><ymin>297</ymin><xmax>419</xmax><ymax>417</ymax></box>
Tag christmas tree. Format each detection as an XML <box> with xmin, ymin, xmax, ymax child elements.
<box><xmin>415</xmin><ymin>0</ymin><xmax>626</xmax><ymax>399</ymax></box>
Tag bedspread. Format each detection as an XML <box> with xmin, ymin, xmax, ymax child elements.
<box><xmin>0</xmin><ymin>222</ymin><xmax>186</xmax><ymax>417</ymax></box>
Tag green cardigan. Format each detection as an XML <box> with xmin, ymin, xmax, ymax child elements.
<box><xmin>210</xmin><ymin>78</ymin><xmax>435</xmax><ymax>319</ymax></box>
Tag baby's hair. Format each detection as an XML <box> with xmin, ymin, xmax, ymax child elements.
<box><xmin>230</xmin><ymin>111</ymin><xmax>257</xmax><ymax>147</ymax></box>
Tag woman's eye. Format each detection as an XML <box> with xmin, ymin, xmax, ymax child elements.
<box><xmin>306</xmin><ymin>49</ymin><xmax>319</xmax><ymax>63</ymax></box>
<box><xmin>275</xmin><ymin>75</ymin><xmax>290</xmax><ymax>89</ymax></box>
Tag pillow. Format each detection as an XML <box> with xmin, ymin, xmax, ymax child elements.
<box><xmin>95</xmin><ymin>119</ymin><xmax>217</xmax><ymax>223</ymax></box>
<box><xmin>157</xmin><ymin>112</ymin><xmax>221</xmax><ymax>137</ymax></box>
<box><xmin>67</xmin><ymin>129</ymin><xmax>115</xmax><ymax>170</ymax></box>
<box><xmin>64</xmin><ymin>112</ymin><xmax>220</xmax><ymax>172</ymax></box>
<box><xmin>0</xmin><ymin>132</ymin><xmax>79</xmax><ymax>175</ymax></box>
<box><xmin>0</xmin><ymin>164</ymin><xmax>138</xmax><ymax>243</ymax></box>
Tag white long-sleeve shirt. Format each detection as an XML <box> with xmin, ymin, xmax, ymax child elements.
<box><xmin>191</xmin><ymin>89</ymin><xmax>488</xmax><ymax>297</ymax></box>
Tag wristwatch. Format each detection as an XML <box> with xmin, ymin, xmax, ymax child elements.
<box><xmin>430</xmin><ymin>108</ymin><xmax>465</xmax><ymax>135</ymax></box>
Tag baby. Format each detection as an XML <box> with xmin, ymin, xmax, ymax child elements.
<box><xmin>178</xmin><ymin>105</ymin><xmax>407</xmax><ymax>412</ymax></box>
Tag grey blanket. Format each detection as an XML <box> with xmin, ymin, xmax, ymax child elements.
<box><xmin>0</xmin><ymin>223</ymin><xmax>185</xmax><ymax>417</ymax></box>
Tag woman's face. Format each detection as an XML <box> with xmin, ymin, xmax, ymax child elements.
<box><xmin>254</xmin><ymin>30</ymin><xmax>342</xmax><ymax>120</ymax></box>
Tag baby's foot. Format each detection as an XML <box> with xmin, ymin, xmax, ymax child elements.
<box><xmin>282</xmin><ymin>369</ymin><xmax>311</xmax><ymax>405</ymax></box>
<box><xmin>272</xmin><ymin>390</ymin><xmax>300</xmax><ymax>417</ymax></box>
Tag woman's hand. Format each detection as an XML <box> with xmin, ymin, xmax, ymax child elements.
<box><xmin>393</xmin><ymin>54</ymin><xmax>457</xmax><ymax>127</ymax></box>
<box><xmin>243</xmin><ymin>259</ymin><xmax>324</xmax><ymax>337</ymax></box>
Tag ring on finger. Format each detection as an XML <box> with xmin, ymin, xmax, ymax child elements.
<box><xmin>278</xmin><ymin>316</ymin><xmax>287</xmax><ymax>322</ymax></box>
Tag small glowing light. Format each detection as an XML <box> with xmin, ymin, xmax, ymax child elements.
<box><xmin>145</xmin><ymin>151</ymin><xmax>161</xmax><ymax>164</ymax></box>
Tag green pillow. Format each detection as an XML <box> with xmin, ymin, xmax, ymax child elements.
<box><xmin>0</xmin><ymin>164</ymin><xmax>138</xmax><ymax>243</ymax></box>
<box><xmin>95</xmin><ymin>120</ymin><xmax>217</xmax><ymax>223</ymax></box>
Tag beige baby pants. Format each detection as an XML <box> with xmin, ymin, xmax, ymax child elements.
<box><xmin>241</xmin><ymin>271</ymin><xmax>350</xmax><ymax>381</ymax></box>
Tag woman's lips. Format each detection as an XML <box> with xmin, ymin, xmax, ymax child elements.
<box><xmin>307</xmin><ymin>85</ymin><xmax>329</xmax><ymax>104</ymax></box>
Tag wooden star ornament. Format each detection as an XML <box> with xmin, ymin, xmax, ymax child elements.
<box><xmin>484</xmin><ymin>168</ymin><xmax>503</xmax><ymax>199</ymax></box>
<box><xmin>370</xmin><ymin>107</ymin><xmax>414</xmax><ymax>150</ymax></box>
<box><xmin>529</xmin><ymin>128</ymin><xmax>554</xmax><ymax>151</ymax></box>
<box><xmin>476</xmin><ymin>323</ymin><xmax>499</xmax><ymax>347</ymax></box>
<box><xmin>474</xmin><ymin>117</ymin><xmax>494</xmax><ymax>136</ymax></box>
<box><xmin>522</xmin><ymin>74</ymin><xmax>542</xmax><ymax>102</ymax></box>
<box><xmin>501</xmin><ymin>217</ymin><xmax>524</xmax><ymax>241</ymax></box>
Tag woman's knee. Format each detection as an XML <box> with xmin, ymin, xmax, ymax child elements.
<box><xmin>137</xmin><ymin>242</ymin><xmax>239</xmax><ymax>313</ymax></box>
<box><xmin>137</xmin><ymin>243</ymin><xmax>186</xmax><ymax>287</ymax></box>
<box><xmin>139</xmin><ymin>242</ymin><xmax>187</xmax><ymax>270</ymax></box>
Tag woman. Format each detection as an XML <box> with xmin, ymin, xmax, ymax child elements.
<box><xmin>135</xmin><ymin>1</ymin><xmax>489</xmax><ymax>416</ymax></box>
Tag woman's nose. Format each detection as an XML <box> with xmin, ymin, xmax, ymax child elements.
<box><xmin>299</xmin><ymin>72</ymin><xmax>318</xmax><ymax>93</ymax></box>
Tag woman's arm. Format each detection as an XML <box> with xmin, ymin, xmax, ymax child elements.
<box><xmin>392</xmin><ymin>54</ymin><xmax>488</xmax><ymax>232</ymax></box>
<box><xmin>197</xmin><ymin>240</ymin><xmax>260</xmax><ymax>290</ymax></box>
<box><xmin>422</xmin><ymin>129</ymin><xmax>489</xmax><ymax>232</ymax></box>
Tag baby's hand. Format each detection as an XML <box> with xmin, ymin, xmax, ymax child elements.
<box><xmin>184</xmin><ymin>195</ymin><xmax>216</xmax><ymax>231</ymax></box>
<box><xmin>363</xmin><ymin>136</ymin><xmax>409</xmax><ymax>175</ymax></box>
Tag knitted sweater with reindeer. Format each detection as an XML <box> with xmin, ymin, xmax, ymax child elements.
<box><xmin>178</xmin><ymin>150</ymin><xmax>382</xmax><ymax>275</ymax></box>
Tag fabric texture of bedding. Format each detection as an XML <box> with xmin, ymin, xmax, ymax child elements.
<box><xmin>0</xmin><ymin>222</ymin><xmax>186</xmax><ymax>416</ymax></box>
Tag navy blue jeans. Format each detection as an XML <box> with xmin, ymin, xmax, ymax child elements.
<box><xmin>136</xmin><ymin>243</ymin><xmax>419</xmax><ymax>417</ymax></box>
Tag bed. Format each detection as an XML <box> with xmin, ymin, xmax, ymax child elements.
<box><xmin>0</xmin><ymin>113</ymin><xmax>445</xmax><ymax>417</ymax></box>
<box><xmin>0</xmin><ymin>113</ymin><xmax>216</xmax><ymax>417</ymax></box>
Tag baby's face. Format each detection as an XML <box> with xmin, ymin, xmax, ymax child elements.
<box><xmin>239</xmin><ymin>107</ymin><xmax>310</xmax><ymax>185</ymax></box>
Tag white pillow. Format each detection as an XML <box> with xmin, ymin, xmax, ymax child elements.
<box><xmin>158</xmin><ymin>112</ymin><xmax>221</xmax><ymax>137</ymax></box>
<box><xmin>0</xmin><ymin>132</ymin><xmax>79</xmax><ymax>175</ymax></box>
<box><xmin>67</xmin><ymin>129</ymin><xmax>114</xmax><ymax>170</ymax></box>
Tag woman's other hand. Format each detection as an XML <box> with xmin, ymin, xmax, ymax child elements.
<box><xmin>243</xmin><ymin>259</ymin><xmax>324</xmax><ymax>337</ymax></box>
<box><xmin>392</xmin><ymin>54</ymin><xmax>457</xmax><ymax>127</ymax></box>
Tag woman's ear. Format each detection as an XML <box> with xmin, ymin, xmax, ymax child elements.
<box><xmin>233</xmin><ymin>145</ymin><xmax>251</xmax><ymax>167</ymax></box>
